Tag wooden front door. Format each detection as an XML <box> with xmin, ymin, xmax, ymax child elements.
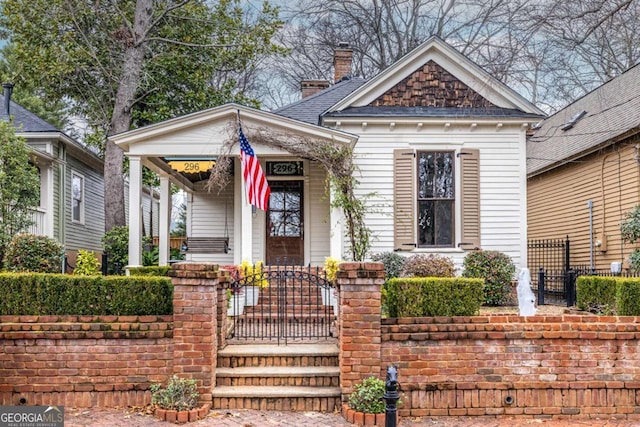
<box><xmin>266</xmin><ymin>180</ymin><xmax>303</xmax><ymax>264</ymax></box>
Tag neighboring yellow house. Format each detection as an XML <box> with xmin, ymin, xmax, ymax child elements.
<box><xmin>527</xmin><ymin>63</ymin><xmax>640</xmax><ymax>272</ymax></box>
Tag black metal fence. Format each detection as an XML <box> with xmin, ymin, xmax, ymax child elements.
<box><xmin>529</xmin><ymin>237</ymin><xmax>639</xmax><ymax>306</ymax></box>
<box><xmin>227</xmin><ymin>263</ymin><xmax>336</xmax><ymax>345</ymax></box>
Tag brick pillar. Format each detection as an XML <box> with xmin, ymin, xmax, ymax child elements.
<box><xmin>216</xmin><ymin>271</ymin><xmax>231</xmax><ymax>351</ymax></box>
<box><xmin>337</xmin><ymin>262</ymin><xmax>385</xmax><ymax>401</ymax></box>
<box><xmin>169</xmin><ymin>262</ymin><xmax>219</xmax><ymax>404</ymax></box>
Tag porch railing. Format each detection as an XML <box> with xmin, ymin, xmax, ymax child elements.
<box><xmin>25</xmin><ymin>208</ymin><xmax>46</xmax><ymax>236</ymax></box>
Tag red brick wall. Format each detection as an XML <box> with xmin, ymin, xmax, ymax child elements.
<box><xmin>0</xmin><ymin>315</ymin><xmax>173</xmax><ymax>407</ymax></box>
<box><xmin>382</xmin><ymin>315</ymin><xmax>640</xmax><ymax>420</ymax></box>
<box><xmin>0</xmin><ymin>262</ymin><xmax>221</xmax><ymax>408</ymax></box>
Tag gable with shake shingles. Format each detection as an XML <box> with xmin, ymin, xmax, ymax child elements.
<box><xmin>370</xmin><ymin>60</ymin><xmax>496</xmax><ymax>109</ymax></box>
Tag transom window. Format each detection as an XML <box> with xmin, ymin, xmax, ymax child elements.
<box><xmin>71</xmin><ymin>172</ymin><xmax>84</xmax><ymax>223</ymax></box>
<box><xmin>417</xmin><ymin>151</ymin><xmax>454</xmax><ymax>247</ymax></box>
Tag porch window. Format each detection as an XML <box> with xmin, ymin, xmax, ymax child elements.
<box><xmin>417</xmin><ymin>151</ymin><xmax>454</xmax><ymax>247</ymax></box>
<box><xmin>71</xmin><ymin>172</ymin><xmax>84</xmax><ymax>223</ymax></box>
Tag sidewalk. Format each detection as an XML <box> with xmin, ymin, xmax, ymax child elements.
<box><xmin>64</xmin><ymin>407</ymin><xmax>640</xmax><ymax>427</ymax></box>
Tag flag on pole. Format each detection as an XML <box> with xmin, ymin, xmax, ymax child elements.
<box><xmin>239</xmin><ymin>124</ymin><xmax>270</xmax><ymax>210</ymax></box>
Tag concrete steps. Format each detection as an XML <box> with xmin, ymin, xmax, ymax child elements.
<box><xmin>213</xmin><ymin>343</ymin><xmax>341</xmax><ymax>411</ymax></box>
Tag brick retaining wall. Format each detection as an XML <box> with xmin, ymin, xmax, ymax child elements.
<box><xmin>0</xmin><ymin>315</ymin><xmax>173</xmax><ymax>407</ymax></box>
<box><xmin>0</xmin><ymin>262</ymin><xmax>223</xmax><ymax>408</ymax></box>
<box><xmin>381</xmin><ymin>315</ymin><xmax>640</xmax><ymax>419</ymax></box>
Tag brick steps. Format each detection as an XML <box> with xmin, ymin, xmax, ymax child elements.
<box><xmin>213</xmin><ymin>343</ymin><xmax>340</xmax><ymax>411</ymax></box>
<box><xmin>216</xmin><ymin>366</ymin><xmax>339</xmax><ymax>386</ymax></box>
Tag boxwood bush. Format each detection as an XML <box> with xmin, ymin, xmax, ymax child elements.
<box><xmin>128</xmin><ymin>266</ymin><xmax>172</xmax><ymax>277</ymax></box>
<box><xmin>616</xmin><ymin>278</ymin><xmax>640</xmax><ymax>316</ymax></box>
<box><xmin>0</xmin><ymin>273</ymin><xmax>173</xmax><ymax>315</ymax></box>
<box><xmin>385</xmin><ymin>277</ymin><xmax>484</xmax><ymax>317</ymax></box>
<box><xmin>576</xmin><ymin>276</ymin><xmax>618</xmax><ymax>314</ymax></box>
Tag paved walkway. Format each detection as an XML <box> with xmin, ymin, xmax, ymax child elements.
<box><xmin>64</xmin><ymin>407</ymin><xmax>640</xmax><ymax>427</ymax></box>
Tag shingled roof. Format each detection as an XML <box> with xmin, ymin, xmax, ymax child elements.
<box><xmin>0</xmin><ymin>94</ymin><xmax>59</xmax><ymax>132</ymax></box>
<box><xmin>527</xmin><ymin>62</ymin><xmax>640</xmax><ymax>176</ymax></box>
<box><xmin>273</xmin><ymin>77</ymin><xmax>367</xmax><ymax>125</ymax></box>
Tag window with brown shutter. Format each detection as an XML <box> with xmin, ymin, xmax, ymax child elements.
<box><xmin>393</xmin><ymin>147</ymin><xmax>481</xmax><ymax>252</ymax></box>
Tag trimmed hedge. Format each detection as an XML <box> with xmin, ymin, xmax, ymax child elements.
<box><xmin>576</xmin><ymin>276</ymin><xmax>618</xmax><ymax>314</ymax></box>
<box><xmin>0</xmin><ymin>273</ymin><xmax>173</xmax><ymax>315</ymax></box>
<box><xmin>616</xmin><ymin>278</ymin><xmax>640</xmax><ymax>316</ymax></box>
<box><xmin>385</xmin><ymin>277</ymin><xmax>484</xmax><ymax>317</ymax></box>
<box><xmin>577</xmin><ymin>276</ymin><xmax>640</xmax><ymax>315</ymax></box>
<box><xmin>128</xmin><ymin>266</ymin><xmax>172</xmax><ymax>277</ymax></box>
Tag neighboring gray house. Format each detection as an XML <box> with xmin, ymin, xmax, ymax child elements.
<box><xmin>1</xmin><ymin>85</ymin><xmax>160</xmax><ymax>267</ymax></box>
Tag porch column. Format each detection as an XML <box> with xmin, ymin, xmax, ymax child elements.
<box><xmin>158</xmin><ymin>174</ymin><xmax>171</xmax><ymax>266</ymax></box>
<box><xmin>238</xmin><ymin>158</ymin><xmax>253</xmax><ymax>263</ymax></box>
<box><xmin>128</xmin><ymin>155</ymin><xmax>143</xmax><ymax>268</ymax></box>
<box><xmin>329</xmin><ymin>183</ymin><xmax>343</xmax><ymax>259</ymax></box>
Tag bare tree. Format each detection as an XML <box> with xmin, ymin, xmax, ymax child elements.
<box><xmin>260</xmin><ymin>0</ymin><xmax>640</xmax><ymax>113</ymax></box>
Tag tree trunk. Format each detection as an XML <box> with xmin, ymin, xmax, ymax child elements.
<box><xmin>104</xmin><ymin>0</ymin><xmax>153</xmax><ymax>232</ymax></box>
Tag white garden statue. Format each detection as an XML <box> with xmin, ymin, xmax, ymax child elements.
<box><xmin>517</xmin><ymin>268</ymin><xmax>537</xmax><ymax>317</ymax></box>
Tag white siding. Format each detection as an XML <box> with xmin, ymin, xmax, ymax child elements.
<box><xmin>308</xmin><ymin>162</ymin><xmax>330</xmax><ymax>265</ymax></box>
<box><xmin>188</xmin><ymin>184</ymin><xmax>234</xmax><ymax>265</ymax></box>
<box><xmin>338</xmin><ymin>121</ymin><xmax>528</xmax><ymax>271</ymax></box>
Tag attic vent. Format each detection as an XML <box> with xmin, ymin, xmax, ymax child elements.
<box><xmin>561</xmin><ymin>110</ymin><xmax>586</xmax><ymax>131</ymax></box>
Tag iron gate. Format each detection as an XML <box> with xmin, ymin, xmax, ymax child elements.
<box><xmin>227</xmin><ymin>264</ymin><xmax>336</xmax><ymax>344</ymax></box>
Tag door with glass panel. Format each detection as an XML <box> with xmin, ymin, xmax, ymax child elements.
<box><xmin>266</xmin><ymin>180</ymin><xmax>303</xmax><ymax>264</ymax></box>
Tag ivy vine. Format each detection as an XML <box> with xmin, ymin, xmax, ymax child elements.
<box><xmin>207</xmin><ymin>121</ymin><xmax>373</xmax><ymax>261</ymax></box>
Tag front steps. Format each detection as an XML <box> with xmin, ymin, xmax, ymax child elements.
<box><xmin>212</xmin><ymin>343</ymin><xmax>341</xmax><ymax>411</ymax></box>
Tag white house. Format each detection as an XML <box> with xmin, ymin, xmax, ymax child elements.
<box><xmin>111</xmin><ymin>36</ymin><xmax>544</xmax><ymax>270</ymax></box>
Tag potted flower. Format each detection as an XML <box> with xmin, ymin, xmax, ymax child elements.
<box><xmin>226</xmin><ymin>286</ymin><xmax>245</xmax><ymax>316</ymax></box>
<box><xmin>323</xmin><ymin>257</ymin><xmax>340</xmax><ymax>314</ymax></box>
<box><xmin>342</xmin><ymin>376</ymin><xmax>398</xmax><ymax>426</ymax></box>
<box><xmin>151</xmin><ymin>375</ymin><xmax>210</xmax><ymax>423</ymax></box>
<box><xmin>239</xmin><ymin>260</ymin><xmax>268</xmax><ymax>306</ymax></box>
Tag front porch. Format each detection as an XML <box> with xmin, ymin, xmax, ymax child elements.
<box><xmin>110</xmin><ymin>103</ymin><xmax>358</xmax><ymax>268</ymax></box>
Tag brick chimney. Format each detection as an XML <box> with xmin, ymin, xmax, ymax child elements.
<box><xmin>300</xmin><ymin>79</ymin><xmax>330</xmax><ymax>98</ymax></box>
<box><xmin>334</xmin><ymin>42</ymin><xmax>353</xmax><ymax>83</ymax></box>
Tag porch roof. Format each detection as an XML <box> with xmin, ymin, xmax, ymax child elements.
<box><xmin>109</xmin><ymin>103</ymin><xmax>358</xmax><ymax>190</ymax></box>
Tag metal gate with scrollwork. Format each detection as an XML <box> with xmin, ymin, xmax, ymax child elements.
<box><xmin>226</xmin><ymin>264</ymin><xmax>337</xmax><ymax>345</ymax></box>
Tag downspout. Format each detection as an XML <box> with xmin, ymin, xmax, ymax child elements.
<box><xmin>588</xmin><ymin>199</ymin><xmax>594</xmax><ymax>271</ymax></box>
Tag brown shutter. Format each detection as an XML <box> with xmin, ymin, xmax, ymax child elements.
<box><xmin>459</xmin><ymin>149</ymin><xmax>481</xmax><ymax>250</ymax></box>
<box><xmin>393</xmin><ymin>149</ymin><xmax>416</xmax><ymax>251</ymax></box>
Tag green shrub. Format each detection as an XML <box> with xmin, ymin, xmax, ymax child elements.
<box><xmin>129</xmin><ymin>266</ymin><xmax>172</xmax><ymax>277</ymax></box>
<box><xmin>616</xmin><ymin>278</ymin><xmax>640</xmax><ymax>316</ymax></box>
<box><xmin>143</xmin><ymin>245</ymin><xmax>159</xmax><ymax>266</ymax></box>
<box><xmin>401</xmin><ymin>254</ymin><xmax>454</xmax><ymax>278</ymax></box>
<box><xmin>576</xmin><ymin>276</ymin><xmax>618</xmax><ymax>314</ymax></box>
<box><xmin>4</xmin><ymin>233</ymin><xmax>63</xmax><ymax>273</ymax></box>
<box><xmin>628</xmin><ymin>249</ymin><xmax>640</xmax><ymax>273</ymax></box>
<box><xmin>385</xmin><ymin>277</ymin><xmax>484</xmax><ymax>317</ymax></box>
<box><xmin>102</xmin><ymin>226</ymin><xmax>129</xmax><ymax>275</ymax></box>
<box><xmin>370</xmin><ymin>252</ymin><xmax>406</xmax><ymax>280</ymax></box>
<box><xmin>348</xmin><ymin>376</ymin><xmax>386</xmax><ymax>414</ymax></box>
<box><xmin>462</xmin><ymin>250</ymin><xmax>515</xmax><ymax>306</ymax></box>
<box><xmin>151</xmin><ymin>375</ymin><xmax>199</xmax><ymax>411</ymax></box>
<box><xmin>73</xmin><ymin>250</ymin><xmax>101</xmax><ymax>276</ymax></box>
<box><xmin>0</xmin><ymin>273</ymin><xmax>173</xmax><ymax>315</ymax></box>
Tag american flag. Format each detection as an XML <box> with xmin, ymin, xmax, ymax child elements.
<box><xmin>239</xmin><ymin>125</ymin><xmax>270</xmax><ymax>210</ymax></box>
